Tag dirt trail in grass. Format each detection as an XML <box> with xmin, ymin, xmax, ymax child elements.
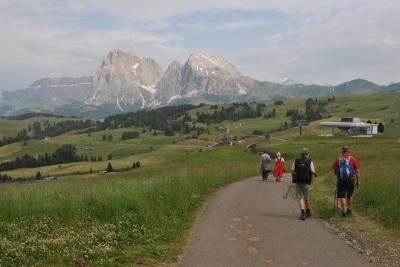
<box><xmin>179</xmin><ymin>174</ymin><xmax>371</xmax><ymax>267</ymax></box>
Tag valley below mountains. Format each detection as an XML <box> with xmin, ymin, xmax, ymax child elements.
<box><xmin>1</xmin><ymin>49</ymin><xmax>399</xmax><ymax>118</ymax></box>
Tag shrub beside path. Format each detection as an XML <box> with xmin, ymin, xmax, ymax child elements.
<box><xmin>179</xmin><ymin>174</ymin><xmax>371</xmax><ymax>267</ymax></box>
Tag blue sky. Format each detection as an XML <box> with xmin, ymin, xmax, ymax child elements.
<box><xmin>1</xmin><ymin>0</ymin><xmax>399</xmax><ymax>91</ymax></box>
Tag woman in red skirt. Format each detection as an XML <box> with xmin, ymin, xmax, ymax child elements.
<box><xmin>273</xmin><ymin>152</ymin><xmax>285</xmax><ymax>182</ymax></box>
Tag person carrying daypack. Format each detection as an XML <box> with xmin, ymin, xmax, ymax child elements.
<box><xmin>260</xmin><ymin>150</ymin><xmax>272</xmax><ymax>181</ymax></box>
<box><xmin>332</xmin><ymin>146</ymin><xmax>361</xmax><ymax>217</ymax></box>
<box><xmin>291</xmin><ymin>148</ymin><xmax>318</xmax><ymax>220</ymax></box>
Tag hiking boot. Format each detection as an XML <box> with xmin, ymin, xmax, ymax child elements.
<box><xmin>306</xmin><ymin>209</ymin><xmax>312</xmax><ymax>218</ymax></box>
<box><xmin>341</xmin><ymin>212</ymin><xmax>347</xmax><ymax>218</ymax></box>
<box><xmin>300</xmin><ymin>210</ymin><xmax>306</xmax><ymax>220</ymax></box>
<box><xmin>346</xmin><ymin>209</ymin><xmax>352</xmax><ymax>216</ymax></box>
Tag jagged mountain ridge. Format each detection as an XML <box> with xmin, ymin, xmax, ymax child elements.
<box><xmin>153</xmin><ymin>61</ymin><xmax>183</xmax><ymax>104</ymax></box>
<box><xmin>151</xmin><ymin>52</ymin><xmax>258</xmax><ymax>105</ymax></box>
<box><xmin>178</xmin><ymin>53</ymin><xmax>252</xmax><ymax>97</ymax></box>
<box><xmin>2</xmin><ymin>77</ymin><xmax>91</xmax><ymax>104</ymax></box>
<box><xmin>1</xmin><ymin>49</ymin><xmax>399</xmax><ymax>117</ymax></box>
<box><xmin>86</xmin><ymin>49</ymin><xmax>163</xmax><ymax>110</ymax></box>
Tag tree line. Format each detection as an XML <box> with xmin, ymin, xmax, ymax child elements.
<box><xmin>0</xmin><ymin>119</ymin><xmax>94</xmax><ymax>147</ymax></box>
<box><xmin>197</xmin><ymin>103</ymin><xmax>269</xmax><ymax>124</ymax></box>
<box><xmin>2</xmin><ymin>101</ymin><xmax>280</xmax><ymax>143</ymax></box>
<box><xmin>0</xmin><ymin>144</ymin><xmax>87</xmax><ymax>171</ymax></box>
<box><xmin>94</xmin><ymin>104</ymin><xmax>196</xmax><ymax>136</ymax></box>
<box><xmin>286</xmin><ymin>97</ymin><xmax>333</xmax><ymax>124</ymax></box>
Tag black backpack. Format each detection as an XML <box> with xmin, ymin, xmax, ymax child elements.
<box><xmin>294</xmin><ymin>157</ymin><xmax>312</xmax><ymax>184</ymax></box>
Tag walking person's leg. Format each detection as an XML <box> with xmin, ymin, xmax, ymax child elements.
<box><xmin>262</xmin><ymin>170</ymin><xmax>269</xmax><ymax>181</ymax></box>
<box><xmin>296</xmin><ymin>184</ymin><xmax>307</xmax><ymax>220</ymax></box>
<box><xmin>299</xmin><ymin>198</ymin><xmax>306</xmax><ymax>220</ymax></box>
<box><xmin>305</xmin><ymin>200</ymin><xmax>311</xmax><ymax>217</ymax></box>
<box><xmin>346</xmin><ymin>197</ymin><xmax>353</xmax><ymax>215</ymax></box>
<box><xmin>346</xmin><ymin>182</ymin><xmax>355</xmax><ymax>215</ymax></box>
<box><xmin>304</xmin><ymin>184</ymin><xmax>312</xmax><ymax>217</ymax></box>
<box><xmin>337</xmin><ymin>183</ymin><xmax>348</xmax><ymax>217</ymax></box>
<box><xmin>338</xmin><ymin>198</ymin><xmax>347</xmax><ymax>216</ymax></box>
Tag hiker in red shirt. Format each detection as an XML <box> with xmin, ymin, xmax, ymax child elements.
<box><xmin>332</xmin><ymin>146</ymin><xmax>361</xmax><ymax>217</ymax></box>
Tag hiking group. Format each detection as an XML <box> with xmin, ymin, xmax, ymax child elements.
<box><xmin>260</xmin><ymin>151</ymin><xmax>285</xmax><ymax>182</ymax></box>
<box><xmin>260</xmin><ymin>146</ymin><xmax>361</xmax><ymax>220</ymax></box>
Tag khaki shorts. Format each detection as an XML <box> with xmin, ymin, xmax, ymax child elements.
<box><xmin>296</xmin><ymin>183</ymin><xmax>311</xmax><ymax>200</ymax></box>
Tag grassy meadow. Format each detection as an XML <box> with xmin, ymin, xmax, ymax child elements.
<box><xmin>0</xmin><ymin>115</ymin><xmax>79</xmax><ymax>139</ymax></box>
<box><xmin>0</xmin><ymin>92</ymin><xmax>399</xmax><ymax>266</ymax></box>
<box><xmin>0</xmin><ymin>147</ymin><xmax>258</xmax><ymax>266</ymax></box>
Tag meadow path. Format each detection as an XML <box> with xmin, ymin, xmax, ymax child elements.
<box><xmin>179</xmin><ymin>174</ymin><xmax>371</xmax><ymax>267</ymax></box>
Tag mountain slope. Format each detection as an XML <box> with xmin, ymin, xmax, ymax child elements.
<box><xmin>2</xmin><ymin>77</ymin><xmax>91</xmax><ymax>104</ymax></box>
<box><xmin>0</xmin><ymin>50</ymin><xmax>398</xmax><ymax>117</ymax></box>
<box><xmin>86</xmin><ymin>49</ymin><xmax>163</xmax><ymax>109</ymax></box>
<box><xmin>180</xmin><ymin>53</ymin><xmax>248</xmax><ymax>96</ymax></box>
<box><xmin>334</xmin><ymin>79</ymin><xmax>381</xmax><ymax>95</ymax></box>
<box><xmin>382</xmin><ymin>82</ymin><xmax>400</xmax><ymax>92</ymax></box>
<box><xmin>153</xmin><ymin>61</ymin><xmax>183</xmax><ymax>104</ymax></box>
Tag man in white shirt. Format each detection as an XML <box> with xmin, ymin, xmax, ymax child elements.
<box><xmin>291</xmin><ymin>148</ymin><xmax>318</xmax><ymax>220</ymax></box>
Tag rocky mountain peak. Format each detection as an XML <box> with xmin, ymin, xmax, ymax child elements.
<box><xmin>280</xmin><ymin>77</ymin><xmax>296</xmax><ymax>86</ymax></box>
<box><xmin>103</xmin><ymin>49</ymin><xmax>137</xmax><ymax>66</ymax></box>
<box><xmin>153</xmin><ymin>61</ymin><xmax>183</xmax><ymax>104</ymax></box>
<box><xmin>166</xmin><ymin>60</ymin><xmax>182</xmax><ymax>70</ymax></box>
<box><xmin>186</xmin><ymin>52</ymin><xmax>241</xmax><ymax>77</ymax></box>
<box><xmin>86</xmin><ymin>50</ymin><xmax>163</xmax><ymax>109</ymax></box>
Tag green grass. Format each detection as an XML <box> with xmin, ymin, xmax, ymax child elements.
<box><xmin>260</xmin><ymin>134</ymin><xmax>400</xmax><ymax>230</ymax></box>
<box><xmin>0</xmin><ymin>116</ymin><xmax>81</xmax><ymax>139</ymax></box>
<box><xmin>0</xmin><ymin>147</ymin><xmax>258</xmax><ymax>266</ymax></box>
<box><xmin>0</xmin><ymin>92</ymin><xmax>399</xmax><ymax>266</ymax></box>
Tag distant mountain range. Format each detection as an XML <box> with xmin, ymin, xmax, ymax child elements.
<box><xmin>1</xmin><ymin>49</ymin><xmax>399</xmax><ymax>118</ymax></box>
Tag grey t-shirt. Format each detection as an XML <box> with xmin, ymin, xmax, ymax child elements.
<box><xmin>261</xmin><ymin>153</ymin><xmax>272</xmax><ymax>171</ymax></box>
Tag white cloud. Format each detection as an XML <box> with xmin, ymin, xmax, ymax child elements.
<box><xmin>0</xmin><ymin>0</ymin><xmax>399</xmax><ymax>90</ymax></box>
<box><xmin>263</xmin><ymin>33</ymin><xmax>283</xmax><ymax>45</ymax></box>
<box><xmin>229</xmin><ymin>0</ymin><xmax>400</xmax><ymax>84</ymax></box>
<box><xmin>177</xmin><ymin>18</ymin><xmax>277</xmax><ymax>32</ymax></box>
<box><xmin>0</xmin><ymin>3</ymin><xmax>187</xmax><ymax>90</ymax></box>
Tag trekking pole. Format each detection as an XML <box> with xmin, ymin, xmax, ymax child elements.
<box><xmin>283</xmin><ymin>184</ymin><xmax>292</xmax><ymax>199</ymax></box>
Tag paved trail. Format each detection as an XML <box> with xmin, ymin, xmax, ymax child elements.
<box><xmin>179</xmin><ymin>174</ymin><xmax>371</xmax><ymax>267</ymax></box>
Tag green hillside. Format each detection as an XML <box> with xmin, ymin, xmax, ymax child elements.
<box><xmin>0</xmin><ymin>92</ymin><xmax>399</xmax><ymax>266</ymax></box>
<box><xmin>0</xmin><ymin>114</ymin><xmax>79</xmax><ymax>139</ymax></box>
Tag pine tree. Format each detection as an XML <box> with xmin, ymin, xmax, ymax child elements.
<box><xmin>106</xmin><ymin>162</ymin><xmax>113</xmax><ymax>172</ymax></box>
<box><xmin>378</xmin><ymin>122</ymin><xmax>384</xmax><ymax>133</ymax></box>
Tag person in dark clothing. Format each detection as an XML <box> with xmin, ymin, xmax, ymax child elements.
<box><xmin>260</xmin><ymin>151</ymin><xmax>272</xmax><ymax>181</ymax></box>
<box><xmin>291</xmin><ymin>148</ymin><xmax>319</xmax><ymax>220</ymax></box>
